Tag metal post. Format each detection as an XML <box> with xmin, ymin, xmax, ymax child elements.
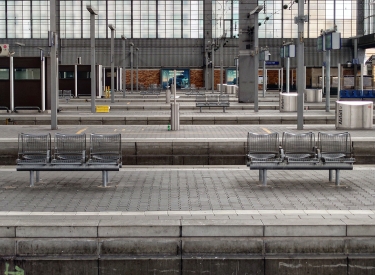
<box><xmin>337</xmin><ymin>63</ymin><xmax>341</xmax><ymax>100</ymax></box>
<box><xmin>211</xmin><ymin>42</ymin><xmax>215</xmax><ymax>93</ymax></box>
<box><xmin>296</xmin><ymin>0</ymin><xmax>305</xmax><ymax>130</ymax></box>
<box><xmin>39</xmin><ymin>48</ymin><xmax>45</xmax><ymax>111</ymax></box>
<box><xmin>121</xmin><ymin>35</ymin><xmax>126</xmax><ymax>98</ymax></box>
<box><xmin>360</xmin><ymin>63</ymin><xmax>364</xmax><ymax>92</ymax></box>
<box><xmin>136</xmin><ymin>48</ymin><xmax>139</xmax><ymax>91</ymax></box>
<box><xmin>322</xmin><ymin>65</ymin><xmax>325</xmax><ymax>95</ymax></box>
<box><xmin>263</xmin><ymin>60</ymin><xmax>266</xmax><ymax>97</ymax></box>
<box><xmin>109</xmin><ymin>24</ymin><xmax>115</xmax><ymax>103</ymax></box>
<box><xmin>50</xmin><ymin>0</ymin><xmax>58</xmax><ymax>130</ymax></box>
<box><xmin>220</xmin><ymin>39</ymin><xmax>223</xmax><ymax>95</ymax></box>
<box><xmin>325</xmin><ymin>50</ymin><xmax>331</xmax><ymax>112</ymax></box>
<box><xmin>252</xmin><ymin>8</ymin><xmax>261</xmax><ymax>112</ymax></box>
<box><xmin>87</xmin><ymin>6</ymin><xmax>97</xmax><ymax>113</ymax></box>
<box><xmin>205</xmin><ymin>51</ymin><xmax>208</xmax><ymax>92</ymax></box>
<box><xmin>130</xmin><ymin>43</ymin><xmax>134</xmax><ymax>93</ymax></box>
<box><xmin>235</xmin><ymin>57</ymin><xmax>239</xmax><ymax>87</ymax></box>
<box><xmin>10</xmin><ymin>56</ymin><xmax>14</xmax><ymax>111</ymax></box>
<box><xmin>281</xmin><ymin>69</ymin><xmax>283</xmax><ymax>92</ymax></box>
<box><xmin>286</xmin><ymin>57</ymin><xmax>290</xmax><ymax>93</ymax></box>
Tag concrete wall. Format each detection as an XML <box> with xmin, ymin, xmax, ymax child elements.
<box><xmin>1</xmin><ymin>219</ymin><xmax>375</xmax><ymax>275</ymax></box>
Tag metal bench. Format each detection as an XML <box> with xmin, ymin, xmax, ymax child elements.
<box><xmin>196</xmin><ymin>94</ymin><xmax>230</xmax><ymax>112</ymax></box>
<box><xmin>140</xmin><ymin>85</ymin><xmax>161</xmax><ymax>97</ymax></box>
<box><xmin>317</xmin><ymin>132</ymin><xmax>355</xmax><ymax>184</ymax></box>
<box><xmin>247</xmin><ymin>131</ymin><xmax>355</xmax><ymax>186</ymax></box>
<box><xmin>16</xmin><ymin>133</ymin><xmax>122</xmax><ymax>187</ymax></box>
<box><xmin>14</xmin><ymin>106</ymin><xmax>41</xmax><ymax>112</ymax></box>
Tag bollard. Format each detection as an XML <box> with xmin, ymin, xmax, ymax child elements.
<box><xmin>170</xmin><ymin>103</ymin><xmax>180</xmax><ymax>131</ymax></box>
<box><xmin>166</xmin><ymin>87</ymin><xmax>171</xmax><ymax>104</ymax></box>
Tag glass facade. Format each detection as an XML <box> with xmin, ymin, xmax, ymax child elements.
<box><xmin>60</xmin><ymin>0</ymin><xmax>203</xmax><ymax>39</ymax></box>
<box><xmin>213</xmin><ymin>0</ymin><xmax>357</xmax><ymax>39</ymax></box>
<box><xmin>364</xmin><ymin>0</ymin><xmax>375</xmax><ymax>35</ymax></box>
<box><xmin>0</xmin><ymin>0</ymin><xmax>364</xmax><ymax>39</ymax></box>
<box><xmin>1</xmin><ymin>0</ymin><xmax>50</xmax><ymax>39</ymax></box>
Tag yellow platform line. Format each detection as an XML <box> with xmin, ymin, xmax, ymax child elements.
<box><xmin>76</xmin><ymin>127</ymin><xmax>88</xmax><ymax>134</ymax></box>
<box><xmin>261</xmin><ymin>127</ymin><xmax>272</xmax><ymax>134</ymax></box>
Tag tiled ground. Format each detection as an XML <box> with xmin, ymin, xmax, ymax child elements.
<box><xmin>1</xmin><ymin>166</ymin><xmax>374</xmax><ymax>214</ymax></box>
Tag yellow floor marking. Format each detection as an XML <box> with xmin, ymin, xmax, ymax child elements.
<box><xmin>76</xmin><ymin>127</ymin><xmax>87</xmax><ymax>134</ymax></box>
<box><xmin>261</xmin><ymin>128</ymin><xmax>272</xmax><ymax>134</ymax></box>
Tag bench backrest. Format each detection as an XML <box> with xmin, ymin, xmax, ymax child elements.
<box><xmin>17</xmin><ymin>133</ymin><xmax>51</xmax><ymax>164</ymax></box>
<box><xmin>282</xmin><ymin>132</ymin><xmax>316</xmax><ymax>155</ymax></box>
<box><xmin>53</xmin><ymin>133</ymin><xmax>86</xmax><ymax>164</ymax></box>
<box><xmin>247</xmin><ymin>132</ymin><xmax>279</xmax><ymax>155</ymax></box>
<box><xmin>89</xmin><ymin>133</ymin><xmax>122</xmax><ymax>165</ymax></box>
<box><xmin>318</xmin><ymin>132</ymin><xmax>352</xmax><ymax>156</ymax></box>
<box><xmin>219</xmin><ymin>94</ymin><xmax>229</xmax><ymax>102</ymax></box>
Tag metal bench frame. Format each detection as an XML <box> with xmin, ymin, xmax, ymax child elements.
<box><xmin>196</xmin><ymin>94</ymin><xmax>230</xmax><ymax>112</ymax></box>
<box><xmin>247</xmin><ymin>131</ymin><xmax>355</xmax><ymax>186</ymax></box>
<box><xmin>16</xmin><ymin>133</ymin><xmax>122</xmax><ymax>187</ymax></box>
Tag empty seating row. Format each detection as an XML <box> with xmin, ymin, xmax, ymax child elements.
<box><xmin>340</xmin><ymin>90</ymin><xmax>375</xmax><ymax>98</ymax></box>
<box><xmin>247</xmin><ymin>131</ymin><xmax>355</xmax><ymax>186</ymax></box>
<box><xmin>196</xmin><ymin>94</ymin><xmax>230</xmax><ymax>112</ymax></box>
<box><xmin>16</xmin><ymin>133</ymin><xmax>122</xmax><ymax>187</ymax></box>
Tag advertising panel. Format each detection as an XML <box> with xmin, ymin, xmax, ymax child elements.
<box><xmin>161</xmin><ymin>69</ymin><xmax>190</xmax><ymax>89</ymax></box>
<box><xmin>226</xmin><ymin>68</ymin><xmax>237</xmax><ymax>85</ymax></box>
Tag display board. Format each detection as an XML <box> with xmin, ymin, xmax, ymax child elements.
<box><xmin>161</xmin><ymin>69</ymin><xmax>190</xmax><ymax>89</ymax></box>
<box><xmin>226</xmin><ymin>68</ymin><xmax>237</xmax><ymax>85</ymax></box>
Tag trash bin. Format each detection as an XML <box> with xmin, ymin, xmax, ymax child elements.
<box><xmin>336</xmin><ymin>101</ymin><xmax>373</xmax><ymax>129</ymax></box>
<box><xmin>304</xmin><ymin>89</ymin><xmax>322</xmax><ymax>103</ymax></box>
<box><xmin>279</xmin><ymin>92</ymin><xmax>298</xmax><ymax>112</ymax></box>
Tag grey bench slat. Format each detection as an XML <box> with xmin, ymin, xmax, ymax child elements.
<box><xmin>17</xmin><ymin>165</ymin><xmax>120</xmax><ymax>171</ymax></box>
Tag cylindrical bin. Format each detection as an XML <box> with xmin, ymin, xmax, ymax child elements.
<box><xmin>222</xmin><ymin>84</ymin><xmax>228</xmax><ymax>93</ymax></box>
<box><xmin>279</xmin><ymin>92</ymin><xmax>298</xmax><ymax>112</ymax></box>
<box><xmin>226</xmin><ymin>85</ymin><xmax>232</xmax><ymax>94</ymax></box>
<box><xmin>304</xmin><ymin>89</ymin><xmax>323</xmax><ymax>103</ymax></box>
<box><xmin>336</xmin><ymin>101</ymin><xmax>373</xmax><ymax>129</ymax></box>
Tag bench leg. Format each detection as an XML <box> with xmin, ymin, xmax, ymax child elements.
<box><xmin>335</xmin><ymin>170</ymin><xmax>340</xmax><ymax>186</ymax></box>
<box><xmin>200</xmin><ymin>107</ymin><xmax>202</xmax><ymax>113</ymax></box>
<box><xmin>102</xmin><ymin>171</ymin><xmax>107</xmax><ymax>187</ymax></box>
<box><xmin>29</xmin><ymin>171</ymin><xmax>34</xmax><ymax>187</ymax></box>
<box><xmin>36</xmin><ymin>171</ymin><xmax>40</xmax><ymax>183</ymax></box>
<box><xmin>259</xmin><ymin>170</ymin><xmax>263</xmax><ymax>182</ymax></box>
<box><xmin>329</xmin><ymin>169</ymin><xmax>333</xmax><ymax>182</ymax></box>
<box><xmin>223</xmin><ymin>107</ymin><xmax>226</xmax><ymax>113</ymax></box>
<box><xmin>262</xmin><ymin>170</ymin><xmax>267</xmax><ymax>186</ymax></box>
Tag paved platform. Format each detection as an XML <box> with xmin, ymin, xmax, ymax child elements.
<box><xmin>1</xmin><ymin>92</ymin><xmax>375</xmax><ymax>274</ymax></box>
<box><xmin>1</xmin><ymin>165</ymin><xmax>374</xmax><ymax>213</ymax></box>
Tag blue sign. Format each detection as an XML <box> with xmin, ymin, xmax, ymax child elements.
<box><xmin>265</xmin><ymin>61</ymin><xmax>279</xmax><ymax>66</ymax></box>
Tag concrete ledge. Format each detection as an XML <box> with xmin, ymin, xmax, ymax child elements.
<box><xmin>15</xmin><ymin>220</ymin><xmax>99</xmax><ymax>238</ymax></box>
<box><xmin>17</xmin><ymin>239</ymin><xmax>98</xmax><ymax>256</ymax></box>
<box><xmin>181</xmin><ymin>220</ymin><xmax>264</xmax><ymax>237</ymax></box>
<box><xmin>100</xmin><ymin>238</ymin><xmax>180</xmax><ymax>255</ymax></box>
<box><xmin>264</xmin><ymin>237</ymin><xmax>346</xmax><ymax>254</ymax></box>
<box><xmin>183</xmin><ymin>238</ymin><xmax>263</xmax><ymax>254</ymax></box>
<box><xmin>263</xmin><ymin>219</ymin><xmax>347</xmax><ymax>237</ymax></box>
<box><xmin>98</xmin><ymin>220</ymin><xmax>180</xmax><ymax>237</ymax></box>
